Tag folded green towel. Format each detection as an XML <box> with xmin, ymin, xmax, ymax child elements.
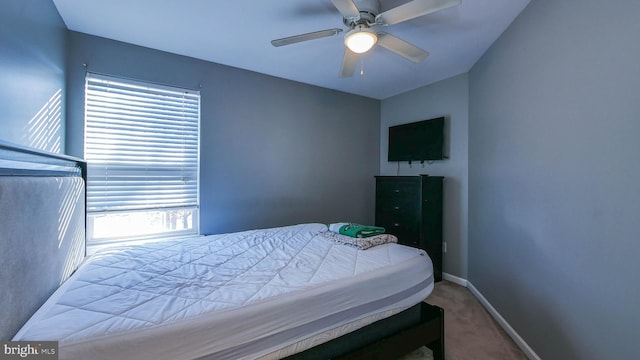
<box><xmin>338</xmin><ymin>223</ymin><xmax>385</xmax><ymax>238</ymax></box>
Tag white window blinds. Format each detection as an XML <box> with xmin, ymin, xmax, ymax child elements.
<box><xmin>84</xmin><ymin>73</ymin><xmax>200</xmax><ymax>213</ymax></box>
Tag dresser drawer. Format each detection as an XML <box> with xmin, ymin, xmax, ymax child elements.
<box><xmin>375</xmin><ymin>215</ymin><xmax>419</xmax><ymax>247</ymax></box>
<box><xmin>387</xmin><ymin>225</ymin><xmax>420</xmax><ymax>248</ymax></box>
<box><xmin>376</xmin><ymin>180</ymin><xmax>420</xmax><ymax>200</ymax></box>
<box><xmin>376</xmin><ymin>200</ymin><xmax>418</xmax><ymax>217</ymax></box>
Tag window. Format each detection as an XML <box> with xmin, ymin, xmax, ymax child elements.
<box><xmin>84</xmin><ymin>73</ymin><xmax>200</xmax><ymax>244</ymax></box>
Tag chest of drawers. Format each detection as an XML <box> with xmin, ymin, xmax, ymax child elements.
<box><xmin>375</xmin><ymin>175</ymin><xmax>443</xmax><ymax>281</ymax></box>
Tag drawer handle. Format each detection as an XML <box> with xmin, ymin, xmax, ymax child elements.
<box><xmin>393</xmin><ymin>223</ymin><xmax>400</xmax><ymax>227</ymax></box>
<box><xmin>394</xmin><ymin>206</ymin><xmax>400</xmax><ymax>210</ymax></box>
<box><xmin>394</xmin><ymin>189</ymin><xmax>400</xmax><ymax>193</ymax></box>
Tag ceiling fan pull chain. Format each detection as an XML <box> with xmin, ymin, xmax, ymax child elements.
<box><xmin>360</xmin><ymin>55</ymin><xmax>364</xmax><ymax>75</ymax></box>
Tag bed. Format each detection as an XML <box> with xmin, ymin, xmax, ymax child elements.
<box><xmin>1</xmin><ymin>141</ymin><xmax>444</xmax><ymax>360</ymax></box>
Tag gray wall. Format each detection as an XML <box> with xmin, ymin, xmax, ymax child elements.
<box><xmin>66</xmin><ymin>32</ymin><xmax>380</xmax><ymax>234</ymax></box>
<box><xmin>468</xmin><ymin>0</ymin><xmax>640</xmax><ymax>359</ymax></box>
<box><xmin>380</xmin><ymin>74</ymin><xmax>469</xmax><ymax>279</ymax></box>
<box><xmin>0</xmin><ymin>0</ymin><xmax>66</xmax><ymax>153</ymax></box>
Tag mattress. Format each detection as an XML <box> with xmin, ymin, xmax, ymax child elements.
<box><xmin>13</xmin><ymin>223</ymin><xmax>434</xmax><ymax>360</ymax></box>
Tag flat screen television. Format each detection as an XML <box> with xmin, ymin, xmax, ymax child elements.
<box><xmin>388</xmin><ymin>117</ymin><xmax>445</xmax><ymax>161</ymax></box>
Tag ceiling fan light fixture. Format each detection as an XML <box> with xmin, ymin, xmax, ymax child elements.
<box><xmin>344</xmin><ymin>26</ymin><xmax>378</xmax><ymax>54</ymax></box>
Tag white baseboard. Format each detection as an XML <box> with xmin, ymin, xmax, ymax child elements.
<box><xmin>442</xmin><ymin>272</ymin><xmax>468</xmax><ymax>287</ymax></box>
<box><xmin>466</xmin><ymin>281</ymin><xmax>541</xmax><ymax>360</ymax></box>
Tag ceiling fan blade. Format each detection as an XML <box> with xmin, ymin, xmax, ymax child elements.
<box><xmin>376</xmin><ymin>32</ymin><xmax>429</xmax><ymax>63</ymax></box>
<box><xmin>271</xmin><ymin>28</ymin><xmax>343</xmax><ymax>47</ymax></box>
<box><xmin>376</xmin><ymin>0</ymin><xmax>461</xmax><ymax>25</ymax></box>
<box><xmin>339</xmin><ymin>48</ymin><xmax>358</xmax><ymax>78</ymax></box>
<box><xmin>331</xmin><ymin>0</ymin><xmax>360</xmax><ymax>20</ymax></box>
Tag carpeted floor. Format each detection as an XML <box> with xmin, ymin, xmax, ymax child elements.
<box><xmin>398</xmin><ymin>281</ymin><xmax>528</xmax><ymax>360</ymax></box>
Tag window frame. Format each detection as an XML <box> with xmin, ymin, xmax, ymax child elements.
<box><xmin>83</xmin><ymin>73</ymin><xmax>201</xmax><ymax>245</ymax></box>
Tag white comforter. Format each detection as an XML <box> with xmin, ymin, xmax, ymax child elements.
<box><xmin>14</xmin><ymin>223</ymin><xmax>433</xmax><ymax>360</ymax></box>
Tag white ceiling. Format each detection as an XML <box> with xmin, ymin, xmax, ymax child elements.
<box><xmin>53</xmin><ymin>0</ymin><xmax>529</xmax><ymax>99</ymax></box>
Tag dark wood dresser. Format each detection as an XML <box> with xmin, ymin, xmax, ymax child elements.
<box><xmin>375</xmin><ymin>175</ymin><xmax>443</xmax><ymax>281</ymax></box>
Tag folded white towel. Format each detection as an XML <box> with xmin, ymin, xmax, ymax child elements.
<box><xmin>328</xmin><ymin>222</ymin><xmax>348</xmax><ymax>233</ymax></box>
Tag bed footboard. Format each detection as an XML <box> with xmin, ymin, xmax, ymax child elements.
<box><xmin>284</xmin><ymin>302</ymin><xmax>445</xmax><ymax>360</ymax></box>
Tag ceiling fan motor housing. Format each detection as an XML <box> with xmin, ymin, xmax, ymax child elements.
<box><xmin>343</xmin><ymin>0</ymin><xmax>381</xmax><ymax>27</ymax></box>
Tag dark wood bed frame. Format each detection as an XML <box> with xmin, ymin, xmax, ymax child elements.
<box><xmin>0</xmin><ymin>141</ymin><xmax>445</xmax><ymax>359</ymax></box>
<box><xmin>286</xmin><ymin>302</ymin><xmax>444</xmax><ymax>360</ymax></box>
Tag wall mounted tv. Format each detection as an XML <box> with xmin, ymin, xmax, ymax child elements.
<box><xmin>388</xmin><ymin>117</ymin><xmax>445</xmax><ymax>161</ymax></box>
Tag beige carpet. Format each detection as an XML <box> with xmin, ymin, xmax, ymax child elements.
<box><xmin>398</xmin><ymin>281</ymin><xmax>528</xmax><ymax>360</ymax></box>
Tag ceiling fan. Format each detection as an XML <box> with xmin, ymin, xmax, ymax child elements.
<box><xmin>271</xmin><ymin>0</ymin><xmax>461</xmax><ymax>78</ymax></box>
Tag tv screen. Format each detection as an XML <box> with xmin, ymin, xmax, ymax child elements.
<box><xmin>388</xmin><ymin>117</ymin><xmax>445</xmax><ymax>161</ymax></box>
